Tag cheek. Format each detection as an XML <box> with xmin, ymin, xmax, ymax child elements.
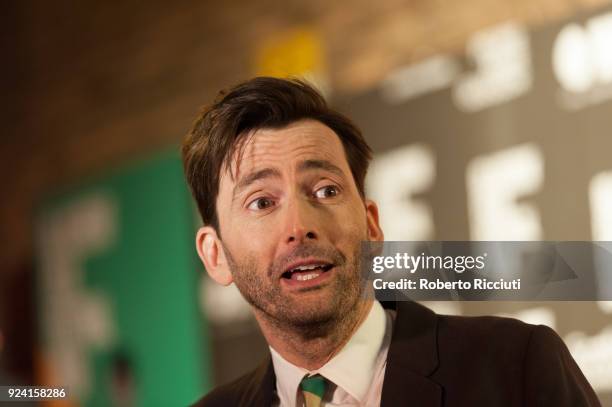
<box><xmin>323</xmin><ymin>202</ymin><xmax>368</xmax><ymax>243</ymax></box>
<box><xmin>224</xmin><ymin>221</ymin><xmax>279</xmax><ymax>263</ymax></box>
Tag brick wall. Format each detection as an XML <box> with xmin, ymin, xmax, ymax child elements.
<box><xmin>1</xmin><ymin>0</ymin><xmax>610</xmax><ymax>270</ymax></box>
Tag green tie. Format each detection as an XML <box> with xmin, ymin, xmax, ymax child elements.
<box><xmin>300</xmin><ymin>374</ymin><xmax>327</xmax><ymax>407</ymax></box>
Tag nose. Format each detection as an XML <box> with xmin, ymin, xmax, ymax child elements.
<box><xmin>288</xmin><ymin>231</ymin><xmax>316</xmax><ymax>243</ymax></box>
<box><xmin>283</xmin><ymin>197</ymin><xmax>319</xmax><ymax>245</ymax></box>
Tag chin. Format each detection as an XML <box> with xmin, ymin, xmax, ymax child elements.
<box><xmin>277</xmin><ymin>294</ymin><xmax>355</xmax><ymax>328</ymax></box>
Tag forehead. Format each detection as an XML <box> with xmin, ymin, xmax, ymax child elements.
<box><xmin>228</xmin><ymin>119</ymin><xmax>348</xmax><ymax>179</ymax></box>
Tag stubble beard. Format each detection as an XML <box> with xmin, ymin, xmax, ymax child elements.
<box><xmin>223</xmin><ymin>240</ymin><xmax>366</xmax><ymax>338</ymax></box>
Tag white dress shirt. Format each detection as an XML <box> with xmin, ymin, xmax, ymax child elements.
<box><xmin>270</xmin><ymin>301</ymin><xmax>394</xmax><ymax>407</ymax></box>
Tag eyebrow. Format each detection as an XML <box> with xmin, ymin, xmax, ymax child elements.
<box><xmin>232</xmin><ymin>159</ymin><xmax>347</xmax><ymax>200</ymax></box>
<box><xmin>233</xmin><ymin>168</ymin><xmax>282</xmax><ymax>200</ymax></box>
<box><xmin>297</xmin><ymin>159</ymin><xmax>346</xmax><ymax>179</ymax></box>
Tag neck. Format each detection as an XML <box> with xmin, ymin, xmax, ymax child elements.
<box><xmin>255</xmin><ymin>300</ymin><xmax>373</xmax><ymax>371</ymax></box>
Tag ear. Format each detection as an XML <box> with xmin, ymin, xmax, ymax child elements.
<box><xmin>196</xmin><ymin>226</ymin><xmax>233</xmax><ymax>286</ymax></box>
<box><xmin>365</xmin><ymin>199</ymin><xmax>384</xmax><ymax>242</ymax></box>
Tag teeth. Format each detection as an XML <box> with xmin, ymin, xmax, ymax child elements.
<box><xmin>296</xmin><ymin>272</ymin><xmax>320</xmax><ymax>281</ymax></box>
<box><xmin>293</xmin><ymin>264</ymin><xmax>325</xmax><ymax>272</ymax></box>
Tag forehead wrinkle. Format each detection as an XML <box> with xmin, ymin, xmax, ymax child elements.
<box><xmin>243</xmin><ymin>134</ymin><xmax>320</xmax><ymax>158</ymax></box>
<box><xmin>243</xmin><ymin>122</ymin><xmax>340</xmax><ymax>159</ymax></box>
<box><xmin>239</xmin><ymin>143</ymin><xmax>342</xmax><ymax>182</ymax></box>
<box><xmin>222</xmin><ymin>120</ymin><xmax>349</xmax><ymax>200</ymax></box>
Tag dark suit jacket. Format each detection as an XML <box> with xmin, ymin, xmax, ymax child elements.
<box><xmin>192</xmin><ymin>301</ymin><xmax>601</xmax><ymax>406</ymax></box>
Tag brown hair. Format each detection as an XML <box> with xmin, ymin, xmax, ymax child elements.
<box><xmin>182</xmin><ymin>76</ymin><xmax>372</xmax><ymax>231</ymax></box>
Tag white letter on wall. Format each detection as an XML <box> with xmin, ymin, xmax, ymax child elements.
<box><xmin>366</xmin><ymin>144</ymin><xmax>435</xmax><ymax>240</ymax></box>
<box><xmin>37</xmin><ymin>194</ymin><xmax>117</xmax><ymax>397</ymax></box>
<box><xmin>589</xmin><ymin>170</ymin><xmax>612</xmax><ymax>301</ymax></box>
<box><xmin>466</xmin><ymin>143</ymin><xmax>544</xmax><ymax>240</ymax></box>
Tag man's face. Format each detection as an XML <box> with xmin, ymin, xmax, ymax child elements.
<box><xmin>213</xmin><ymin>119</ymin><xmax>382</xmax><ymax>327</ymax></box>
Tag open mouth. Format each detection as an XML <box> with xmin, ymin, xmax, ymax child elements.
<box><xmin>281</xmin><ymin>263</ymin><xmax>334</xmax><ymax>281</ymax></box>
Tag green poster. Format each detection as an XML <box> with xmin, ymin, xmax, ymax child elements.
<box><xmin>35</xmin><ymin>149</ymin><xmax>209</xmax><ymax>406</ymax></box>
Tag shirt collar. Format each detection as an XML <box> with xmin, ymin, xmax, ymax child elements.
<box><xmin>270</xmin><ymin>301</ymin><xmax>387</xmax><ymax>405</ymax></box>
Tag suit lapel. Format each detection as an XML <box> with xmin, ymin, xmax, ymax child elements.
<box><xmin>380</xmin><ymin>301</ymin><xmax>443</xmax><ymax>407</ymax></box>
<box><xmin>238</xmin><ymin>356</ymin><xmax>277</xmax><ymax>407</ymax></box>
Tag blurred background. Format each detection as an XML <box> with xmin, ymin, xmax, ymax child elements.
<box><xmin>1</xmin><ymin>0</ymin><xmax>612</xmax><ymax>405</ymax></box>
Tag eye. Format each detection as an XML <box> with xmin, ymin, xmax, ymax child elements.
<box><xmin>247</xmin><ymin>197</ymin><xmax>275</xmax><ymax>211</ymax></box>
<box><xmin>314</xmin><ymin>185</ymin><xmax>339</xmax><ymax>199</ymax></box>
